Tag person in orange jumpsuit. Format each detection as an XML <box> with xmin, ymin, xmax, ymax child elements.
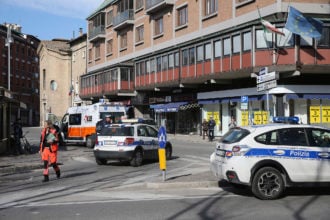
<box><xmin>39</xmin><ymin>120</ymin><xmax>61</xmax><ymax>182</ymax></box>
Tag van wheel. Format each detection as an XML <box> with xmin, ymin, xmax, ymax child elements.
<box><xmin>130</xmin><ymin>149</ymin><xmax>143</xmax><ymax>167</ymax></box>
<box><xmin>251</xmin><ymin>167</ymin><xmax>285</xmax><ymax>200</ymax></box>
<box><xmin>86</xmin><ymin>136</ymin><xmax>94</xmax><ymax>148</ymax></box>
<box><xmin>95</xmin><ymin>157</ymin><xmax>107</xmax><ymax>165</ymax></box>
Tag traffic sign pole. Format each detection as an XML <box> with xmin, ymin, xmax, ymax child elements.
<box><xmin>158</xmin><ymin>126</ymin><xmax>167</xmax><ymax>181</ymax></box>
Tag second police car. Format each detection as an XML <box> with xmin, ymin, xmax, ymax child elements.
<box><xmin>210</xmin><ymin>117</ymin><xmax>330</xmax><ymax>200</ymax></box>
<box><xmin>93</xmin><ymin>118</ymin><xmax>173</xmax><ymax>167</ymax></box>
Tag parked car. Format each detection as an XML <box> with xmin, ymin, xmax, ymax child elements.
<box><xmin>210</xmin><ymin>120</ymin><xmax>330</xmax><ymax>200</ymax></box>
<box><xmin>94</xmin><ymin>122</ymin><xmax>172</xmax><ymax>166</ymax></box>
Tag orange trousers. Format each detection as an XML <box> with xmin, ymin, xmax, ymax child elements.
<box><xmin>41</xmin><ymin>148</ymin><xmax>59</xmax><ymax>176</ymax></box>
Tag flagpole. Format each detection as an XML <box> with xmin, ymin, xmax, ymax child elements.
<box><xmin>257</xmin><ymin>5</ymin><xmax>274</xmax><ymax>64</ymax></box>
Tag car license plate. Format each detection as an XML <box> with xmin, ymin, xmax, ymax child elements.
<box><xmin>104</xmin><ymin>140</ymin><xmax>117</xmax><ymax>145</ymax></box>
<box><xmin>216</xmin><ymin>149</ymin><xmax>226</xmax><ymax>157</ymax></box>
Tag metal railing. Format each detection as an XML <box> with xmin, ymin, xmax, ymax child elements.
<box><xmin>113</xmin><ymin>10</ymin><xmax>134</xmax><ymax>27</ymax></box>
<box><xmin>88</xmin><ymin>25</ymin><xmax>105</xmax><ymax>39</ymax></box>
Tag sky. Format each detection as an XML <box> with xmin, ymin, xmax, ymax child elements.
<box><xmin>0</xmin><ymin>0</ymin><xmax>104</xmax><ymax>40</ymax></box>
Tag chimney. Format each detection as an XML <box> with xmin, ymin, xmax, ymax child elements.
<box><xmin>79</xmin><ymin>28</ymin><xmax>83</xmax><ymax>36</ymax></box>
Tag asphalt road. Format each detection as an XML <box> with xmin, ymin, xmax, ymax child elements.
<box><xmin>1</xmin><ymin>127</ymin><xmax>330</xmax><ymax>219</ymax></box>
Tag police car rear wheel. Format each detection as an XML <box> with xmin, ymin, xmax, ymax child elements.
<box><xmin>252</xmin><ymin>167</ymin><xmax>285</xmax><ymax>200</ymax></box>
<box><xmin>95</xmin><ymin>157</ymin><xmax>107</xmax><ymax>165</ymax></box>
<box><xmin>130</xmin><ymin>149</ymin><xmax>143</xmax><ymax>167</ymax></box>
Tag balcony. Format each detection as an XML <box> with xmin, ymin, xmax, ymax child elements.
<box><xmin>88</xmin><ymin>25</ymin><xmax>106</xmax><ymax>42</ymax></box>
<box><xmin>145</xmin><ymin>0</ymin><xmax>174</xmax><ymax>14</ymax></box>
<box><xmin>113</xmin><ymin>10</ymin><xmax>134</xmax><ymax>31</ymax></box>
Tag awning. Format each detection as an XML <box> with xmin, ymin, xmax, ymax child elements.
<box><xmin>286</xmin><ymin>94</ymin><xmax>330</xmax><ymax>100</ymax></box>
<box><xmin>151</xmin><ymin>102</ymin><xmax>188</xmax><ymax>113</ymax></box>
<box><xmin>198</xmin><ymin>99</ymin><xmax>220</xmax><ymax>104</ymax></box>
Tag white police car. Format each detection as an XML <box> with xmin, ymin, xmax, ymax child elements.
<box><xmin>93</xmin><ymin>120</ymin><xmax>172</xmax><ymax>167</ymax></box>
<box><xmin>210</xmin><ymin>117</ymin><xmax>330</xmax><ymax>200</ymax></box>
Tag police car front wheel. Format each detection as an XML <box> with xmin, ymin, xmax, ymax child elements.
<box><xmin>251</xmin><ymin>167</ymin><xmax>285</xmax><ymax>200</ymax></box>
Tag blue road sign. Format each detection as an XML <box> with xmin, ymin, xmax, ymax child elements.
<box><xmin>158</xmin><ymin>126</ymin><xmax>167</xmax><ymax>149</ymax></box>
<box><xmin>241</xmin><ymin>96</ymin><xmax>248</xmax><ymax>103</ymax></box>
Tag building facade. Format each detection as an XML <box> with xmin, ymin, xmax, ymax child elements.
<box><xmin>83</xmin><ymin>0</ymin><xmax>330</xmax><ymax>135</ymax></box>
<box><xmin>0</xmin><ymin>23</ymin><xmax>40</xmax><ymax>153</ymax></box>
<box><xmin>37</xmin><ymin>33</ymin><xmax>87</xmax><ymax>126</ymax></box>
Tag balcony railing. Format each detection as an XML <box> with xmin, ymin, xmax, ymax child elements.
<box><xmin>145</xmin><ymin>0</ymin><xmax>174</xmax><ymax>14</ymax></box>
<box><xmin>88</xmin><ymin>25</ymin><xmax>105</xmax><ymax>40</ymax></box>
<box><xmin>113</xmin><ymin>10</ymin><xmax>134</xmax><ymax>31</ymax></box>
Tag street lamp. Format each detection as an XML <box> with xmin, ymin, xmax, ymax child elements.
<box><xmin>5</xmin><ymin>25</ymin><xmax>13</xmax><ymax>91</ymax></box>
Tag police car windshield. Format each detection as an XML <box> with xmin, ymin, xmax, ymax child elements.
<box><xmin>221</xmin><ymin>128</ymin><xmax>250</xmax><ymax>143</ymax></box>
<box><xmin>100</xmin><ymin>126</ymin><xmax>134</xmax><ymax>136</ymax></box>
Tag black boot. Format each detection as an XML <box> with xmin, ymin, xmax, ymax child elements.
<box><xmin>42</xmin><ymin>175</ymin><xmax>49</xmax><ymax>182</ymax></box>
<box><xmin>56</xmin><ymin>170</ymin><xmax>61</xmax><ymax>179</ymax></box>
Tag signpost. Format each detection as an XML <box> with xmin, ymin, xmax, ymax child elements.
<box><xmin>158</xmin><ymin>126</ymin><xmax>167</xmax><ymax>181</ymax></box>
<box><xmin>241</xmin><ymin>96</ymin><xmax>248</xmax><ymax>110</ymax></box>
<box><xmin>255</xmin><ymin>68</ymin><xmax>278</xmax><ymax>123</ymax></box>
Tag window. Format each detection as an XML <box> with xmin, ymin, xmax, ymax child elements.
<box><xmin>140</xmin><ymin>61</ymin><xmax>145</xmax><ymax>75</ymax></box>
<box><xmin>175</xmin><ymin>52</ymin><xmax>180</xmax><ymax>67</ymax></box>
<box><xmin>88</xmin><ymin>48</ymin><xmax>92</xmax><ymax>61</ymax></box>
<box><xmin>162</xmin><ymin>55</ymin><xmax>168</xmax><ymax>70</ymax></box>
<box><xmin>182</xmin><ymin>49</ymin><xmax>188</xmax><ymax>65</ymax></box>
<box><xmin>120</xmin><ymin>32</ymin><xmax>127</xmax><ymax>49</ymax></box>
<box><xmin>69</xmin><ymin>114</ymin><xmax>82</xmax><ymax>126</ymax></box>
<box><xmin>150</xmin><ymin>58</ymin><xmax>156</xmax><ymax>72</ymax></box>
<box><xmin>243</xmin><ymin>32</ymin><xmax>252</xmax><ymax>51</ymax></box>
<box><xmin>233</xmin><ymin>34</ymin><xmax>241</xmax><ymax>54</ymax></box>
<box><xmin>106</xmin><ymin>10</ymin><xmax>113</xmax><ymax>26</ymax></box>
<box><xmin>42</xmin><ymin>69</ymin><xmax>46</xmax><ymax>90</ymax></box>
<box><xmin>278</xmin><ymin>128</ymin><xmax>308</xmax><ymax>146</ymax></box>
<box><xmin>50</xmin><ymin>80</ymin><xmax>58</xmax><ymax>91</ymax></box>
<box><xmin>318</xmin><ymin>27</ymin><xmax>330</xmax><ymax>47</ymax></box>
<box><xmin>197</xmin><ymin>45</ymin><xmax>204</xmax><ymax>61</ymax></box>
<box><xmin>168</xmin><ymin>54</ymin><xmax>174</xmax><ymax>68</ymax></box>
<box><xmin>223</xmin><ymin>38</ymin><xmax>231</xmax><ymax>55</ymax></box>
<box><xmin>146</xmin><ymin>60</ymin><xmax>150</xmax><ymax>74</ymax></box>
<box><xmin>256</xmin><ymin>29</ymin><xmax>273</xmax><ymax>49</ymax></box>
<box><xmin>205</xmin><ymin>43</ymin><xmax>212</xmax><ymax>60</ymax></box>
<box><xmin>177</xmin><ymin>6</ymin><xmax>188</xmax><ymax>27</ymax></box>
<box><xmin>276</xmin><ymin>28</ymin><xmax>294</xmax><ymax>47</ymax></box>
<box><xmin>136</xmin><ymin>25</ymin><xmax>144</xmax><ymax>43</ymax></box>
<box><xmin>204</xmin><ymin>0</ymin><xmax>217</xmax><ymax>16</ymax></box>
<box><xmin>214</xmin><ymin>40</ymin><xmax>221</xmax><ymax>58</ymax></box>
<box><xmin>95</xmin><ymin>43</ymin><xmax>101</xmax><ymax>59</ymax></box>
<box><xmin>136</xmin><ymin>0</ymin><xmax>143</xmax><ymax>10</ymax></box>
<box><xmin>189</xmin><ymin>48</ymin><xmax>195</xmax><ymax>64</ymax></box>
<box><xmin>154</xmin><ymin>17</ymin><xmax>163</xmax><ymax>36</ymax></box>
<box><xmin>106</xmin><ymin>39</ymin><xmax>113</xmax><ymax>55</ymax></box>
<box><xmin>156</xmin><ymin>57</ymin><xmax>161</xmax><ymax>72</ymax></box>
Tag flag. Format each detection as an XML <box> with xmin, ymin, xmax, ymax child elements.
<box><xmin>285</xmin><ymin>6</ymin><xmax>323</xmax><ymax>40</ymax></box>
<box><xmin>261</xmin><ymin>19</ymin><xmax>285</xmax><ymax>36</ymax></box>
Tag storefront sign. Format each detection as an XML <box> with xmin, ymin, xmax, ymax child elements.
<box><xmin>310</xmin><ymin>106</ymin><xmax>321</xmax><ymax>123</ymax></box>
<box><xmin>241</xmin><ymin>111</ymin><xmax>249</xmax><ymax>126</ymax></box>
<box><xmin>322</xmin><ymin>106</ymin><xmax>330</xmax><ymax>123</ymax></box>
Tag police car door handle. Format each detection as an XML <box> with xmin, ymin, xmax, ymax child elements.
<box><xmin>317</xmin><ymin>152</ymin><xmax>330</xmax><ymax>158</ymax></box>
